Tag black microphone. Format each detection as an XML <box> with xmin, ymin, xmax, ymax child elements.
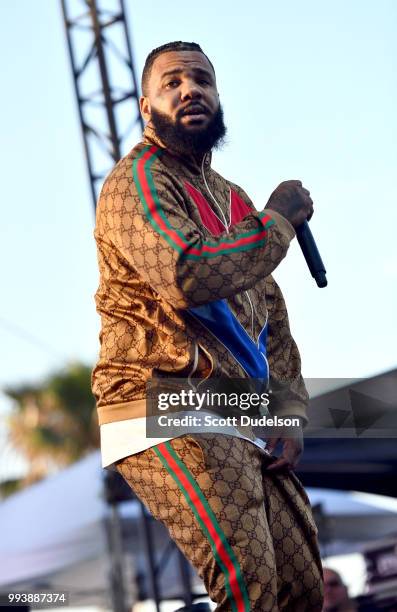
<box><xmin>295</xmin><ymin>220</ymin><xmax>327</xmax><ymax>288</ymax></box>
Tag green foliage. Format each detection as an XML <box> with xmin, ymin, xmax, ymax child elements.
<box><xmin>0</xmin><ymin>478</ymin><xmax>23</xmax><ymax>498</ymax></box>
<box><xmin>3</xmin><ymin>362</ymin><xmax>99</xmax><ymax>488</ymax></box>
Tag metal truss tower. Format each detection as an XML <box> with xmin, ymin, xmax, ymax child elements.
<box><xmin>61</xmin><ymin>0</ymin><xmax>143</xmax><ymax>209</ymax></box>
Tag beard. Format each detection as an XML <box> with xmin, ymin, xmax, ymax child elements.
<box><xmin>149</xmin><ymin>103</ymin><xmax>227</xmax><ymax>158</ymax></box>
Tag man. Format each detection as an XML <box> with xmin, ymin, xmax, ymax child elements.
<box><xmin>92</xmin><ymin>41</ymin><xmax>323</xmax><ymax>610</ymax></box>
<box><xmin>322</xmin><ymin>568</ymin><xmax>357</xmax><ymax>612</ymax></box>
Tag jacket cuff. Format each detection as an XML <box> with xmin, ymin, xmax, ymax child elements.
<box><xmin>263</xmin><ymin>209</ymin><xmax>296</xmax><ymax>242</ymax></box>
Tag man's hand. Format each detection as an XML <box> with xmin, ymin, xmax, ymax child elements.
<box><xmin>265</xmin><ymin>180</ymin><xmax>314</xmax><ymax>228</ymax></box>
<box><xmin>263</xmin><ymin>420</ymin><xmax>304</xmax><ymax>472</ymax></box>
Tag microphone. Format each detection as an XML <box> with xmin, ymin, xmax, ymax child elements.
<box><xmin>295</xmin><ymin>220</ymin><xmax>327</xmax><ymax>288</ymax></box>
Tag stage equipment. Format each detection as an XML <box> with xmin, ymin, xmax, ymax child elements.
<box><xmin>61</xmin><ymin>0</ymin><xmax>143</xmax><ymax>208</ymax></box>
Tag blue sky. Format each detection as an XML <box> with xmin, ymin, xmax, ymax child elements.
<box><xmin>1</xmin><ymin>1</ymin><xmax>396</xmax><ymax>475</ymax></box>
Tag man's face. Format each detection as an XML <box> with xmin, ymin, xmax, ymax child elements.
<box><xmin>140</xmin><ymin>50</ymin><xmax>226</xmax><ymax>156</ymax></box>
<box><xmin>323</xmin><ymin>569</ymin><xmax>350</xmax><ymax>610</ymax></box>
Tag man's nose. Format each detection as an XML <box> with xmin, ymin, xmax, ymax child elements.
<box><xmin>180</xmin><ymin>79</ymin><xmax>202</xmax><ymax>100</ymax></box>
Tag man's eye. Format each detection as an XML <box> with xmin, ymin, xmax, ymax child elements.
<box><xmin>165</xmin><ymin>80</ymin><xmax>179</xmax><ymax>88</ymax></box>
<box><xmin>198</xmin><ymin>79</ymin><xmax>210</xmax><ymax>86</ymax></box>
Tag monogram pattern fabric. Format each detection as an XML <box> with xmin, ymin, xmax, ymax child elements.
<box><xmin>92</xmin><ymin>126</ymin><xmax>309</xmax><ymax>426</ymax></box>
<box><xmin>116</xmin><ymin>434</ymin><xmax>324</xmax><ymax>611</ymax></box>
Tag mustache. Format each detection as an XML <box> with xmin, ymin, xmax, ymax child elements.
<box><xmin>176</xmin><ymin>103</ymin><xmax>209</xmax><ymax>119</ymax></box>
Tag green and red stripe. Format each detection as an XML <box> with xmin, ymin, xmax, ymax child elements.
<box><xmin>154</xmin><ymin>441</ymin><xmax>250</xmax><ymax>612</ymax></box>
<box><xmin>132</xmin><ymin>145</ymin><xmax>274</xmax><ymax>261</ymax></box>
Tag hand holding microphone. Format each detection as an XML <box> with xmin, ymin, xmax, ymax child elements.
<box><xmin>265</xmin><ymin>180</ymin><xmax>327</xmax><ymax>288</ymax></box>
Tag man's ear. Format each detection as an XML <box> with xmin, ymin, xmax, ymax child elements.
<box><xmin>140</xmin><ymin>96</ymin><xmax>151</xmax><ymax>123</ymax></box>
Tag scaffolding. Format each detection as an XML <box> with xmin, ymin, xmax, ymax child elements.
<box><xmin>61</xmin><ymin>0</ymin><xmax>143</xmax><ymax>208</ymax></box>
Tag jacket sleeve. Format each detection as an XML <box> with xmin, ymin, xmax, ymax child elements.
<box><xmin>264</xmin><ymin>275</ymin><xmax>309</xmax><ymax>425</ymax></box>
<box><xmin>95</xmin><ymin>151</ymin><xmax>295</xmax><ymax>309</ymax></box>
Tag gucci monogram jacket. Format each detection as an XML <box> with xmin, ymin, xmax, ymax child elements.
<box><xmin>92</xmin><ymin>126</ymin><xmax>309</xmax><ymax>426</ymax></box>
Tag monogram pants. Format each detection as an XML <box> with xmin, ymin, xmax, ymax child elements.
<box><xmin>116</xmin><ymin>434</ymin><xmax>324</xmax><ymax>611</ymax></box>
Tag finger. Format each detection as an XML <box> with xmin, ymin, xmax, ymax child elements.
<box><xmin>266</xmin><ymin>462</ymin><xmax>291</xmax><ymax>472</ymax></box>
<box><xmin>265</xmin><ymin>438</ymin><xmax>281</xmax><ymax>455</ymax></box>
<box><xmin>265</xmin><ymin>458</ymin><xmax>292</xmax><ymax>471</ymax></box>
<box><xmin>303</xmin><ymin>194</ymin><xmax>314</xmax><ymax>219</ymax></box>
<box><xmin>289</xmin><ymin>456</ymin><xmax>301</xmax><ymax>470</ymax></box>
<box><xmin>284</xmin><ymin>453</ymin><xmax>300</xmax><ymax>470</ymax></box>
<box><xmin>289</xmin><ymin>180</ymin><xmax>302</xmax><ymax>188</ymax></box>
<box><xmin>285</xmin><ymin>452</ymin><xmax>300</xmax><ymax>470</ymax></box>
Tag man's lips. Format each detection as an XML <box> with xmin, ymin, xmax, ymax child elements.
<box><xmin>179</xmin><ymin>104</ymin><xmax>208</xmax><ymax>117</ymax></box>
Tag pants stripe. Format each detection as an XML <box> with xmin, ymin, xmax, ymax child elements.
<box><xmin>154</xmin><ymin>441</ymin><xmax>250</xmax><ymax>612</ymax></box>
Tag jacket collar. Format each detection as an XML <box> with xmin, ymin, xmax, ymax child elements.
<box><xmin>142</xmin><ymin>123</ymin><xmax>212</xmax><ymax>175</ymax></box>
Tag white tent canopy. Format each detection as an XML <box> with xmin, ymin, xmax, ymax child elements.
<box><xmin>0</xmin><ymin>452</ymin><xmax>121</xmax><ymax>607</ymax></box>
<box><xmin>0</xmin><ymin>452</ymin><xmax>197</xmax><ymax>608</ymax></box>
<box><xmin>0</xmin><ymin>452</ymin><xmax>108</xmax><ymax>585</ymax></box>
